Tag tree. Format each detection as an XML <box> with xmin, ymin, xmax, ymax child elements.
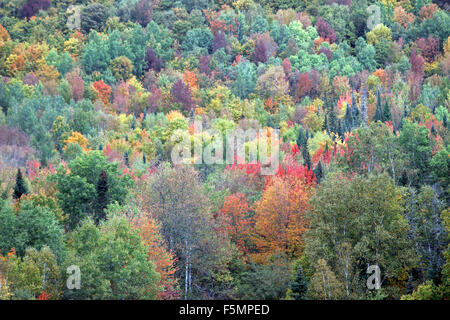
<box><xmin>80</xmin><ymin>3</ymin><xmax>108</xmax><ymax>34</ymax></box>
<box><xmin>9</xmin><ymin>198</ymin><xmax>65</xmax><ymax>259</ymax></box>
<box><xmin>414</xmin><ymin>36</ymin><xmax>440</xmax><ymax>63</ymax></box>
<box><xmin>316</xmin><ymin>18</ymin><xmax>336</xmax><ymax>43</ymax></box>
<box><xmin>182</xmin><ymin>28</ymin><xmax>213</xmax><ymax>52</ymax></box>
<box><xmin>138</xmin><ymin>163</ymin><xmax>231</xmax><ymax>299</ymax></box>
<box><xmin>256</xmin><ymin>65</ymin><xmax>289</xmax><ymax>100</ymax></box>
<box><xmin>64</xmin><ymin>216</ymin><xmax>160</xmax><ymax>299</ymax></box>
<box><xmin>0</xmin><ymin>200</ymin><xmax>16</xmax><ymax>255</ymax></box>
<box><xmin>131</xmin><ymin>0</ymin><xmax>157</xmax><ymax>27</ymax></box>
<box><xmin>92</xmin><ymin>80</ymin><xmax>111</xmax><ymax>105</ymax></box>
<box><xmin>374</xmin><ymin>89</ymin><xmax>384</xmax><ymax>122</ymax></box>
<box><xmin>252</xmin><ymin>39</ymin><xmax>269</xmax><ymax>64</ymax></box>
<box><xmin>145</xmin><ymin>48</ymin><xmax>163</xmax><ymax>73</ymax></box>
<box><xmin>307</xmin><ymin>259</ymin><xmax>345</xmax><ymax>300</ymax></box>
<box><xmin>109</xmin><ymin>56</ymin><xmax>133</xmax><ymax>82</ymax></box>
<box><xmin>356</xmin><ymin>37</ymin><xmax>377</xmax><ymax>72</ymax></box>
<box><xmin>94</xmin><ymin>169</ymin><xmax>108</xmax><ymax>224</ymax></box>
<box><xmin>171</xmin><ymin>79</ymin><xmax>194</xmax><ymax>112</ymax></box>
<box><xmin>234</xmin><ymin>256</ymin><xmax>292</xmax><ymax>300</ymax></box>
<box><xmin>399</xmin><ymin>120</ymin><xmax>432</xmax><ymax>183</ymax></box>
<box><xmin>341</xmin><ymin>122</ymin><xmax>406</xmax><ymax>184</ymax></box>
<box><xmin>54</xmin><ymin>151</ymin><xmax>132</xmax><ymax>230</ymax></box>
<box><xmin>232</xmin><ymin>60</ymin><xmax>256</xmax><ymax>99</ymax></box>
<box><xmin>217</xmin><ymin>193</ymin><xmax>251</xmax><ymax>254</ymax></box>
<box><xmin>407</xmin><ymin>186</ymin><xmax>448</xmax><ymax>284</ymax></box>
<box><xmin>21</xmin><ymin>0</ymin><xmax>50</xmax><ymax>19</ymax></box>
<box><xmin>212</xmin><ymin>31</ymin><xmax>227</xmax><ymax>53</ymax></box>
<box><xmin>1</xmin><ymin>246</ymin><xmax>62</xmax><ymax>300</ymax></box>
<box><xmin>305</xmin><ymin>173</ymin><xmax>415</xmax><ymax>299</ymax></box>
<box><xmin>288</xmin><ymin>262</ymin><xmax>308</xmax><ymax>300</ymax></box>
<box><xmin>252</xmin><ymin>174</ymin><xmax>312</xmax><ymax>263</ymax></box>
<box><xmin>13</xmin><ymin>168</ymin><xmax>28</xmax><ymax>200</ymax></box>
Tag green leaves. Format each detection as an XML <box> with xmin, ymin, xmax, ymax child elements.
<box><xmin>55</xmin><ymin>151</ymin><xmax>133</xmax><ymax>230</ymax></box>
<box><xmin>64</xmin><ymin>216</ymin><xmax>160</xmax><ymax>300</ymax></box>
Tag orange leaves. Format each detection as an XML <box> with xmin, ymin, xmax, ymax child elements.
<box><xmin>393</xmin><ymin>6</ymin><xmax>415</xmax><ymax>29</ymax></box>
<box><xmin>92</xmin><ymin>80</ymin><xmax>111</xmax><ymax>105</ymax></box>
<box><xmin>264</xmin><ymin>97</ymin><xmax>274</xmax><ymax>111</ymax></box>
<box><xmin>0</xmin><ymin>24</ymin><xmax>10</xmax><ymax>42</ymax></box>
<box><xmin>373</xmin><ymin>69</ymin><xmax>388</xmax><ymax>87</ymax></box>
<box><xmin>183</xmin><ymin>70</ymin><xmax>198</xmax><ymax>90</ymax></box>
<box><xmin>130</xmin><ymin>214</ymin><xmax>179</xmax><ymax>299</ymax></box>
<box><xmin>64</xmin><ymin>131</ymin><xmax>90</xmax><ymax>153</ymax></box>
<box><xmin>10</xmin><ymin>54</ymin><xmax>25</xmax><ymax>73</ymax></box>
<box><xmin>217</xmin><ymin>194</ymin><xmax>252</xmax><ymax>254</ymax></box>
<box><xmin>251</xmin><ymin>174</ymin><xmax>312</xmax><ymax>263</ymax></box>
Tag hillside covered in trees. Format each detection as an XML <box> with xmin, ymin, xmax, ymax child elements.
<box><xmin>0</xmin><ymin>0</ymin><xmax>449</xmax><ymax>300</ymax></box>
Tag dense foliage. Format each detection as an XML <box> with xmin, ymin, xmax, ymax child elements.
<box><xmin>0</xmin><ymin>0</ymin><xmax>449</xmax><ymax>300</ymax></box>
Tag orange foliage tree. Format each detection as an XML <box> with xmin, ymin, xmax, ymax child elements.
<box><xmin>183</xmin><ymin>70</ymin><xmax>198</xmax><ymax>90</ymax></box>
<box><xmin>64</xmin><ymin>131</ymin><xmax>90</xmax><ymax>153</ymax></box>
<box><xmin>217</xmin><ymin>193</ymin><xmax>252</xmax><ymax>255</ymax></box>
<box><xmin>130</xmin><ymin>214</ymin><xmax>180</xmax><ymax>299</ymax></box>
<box><xmin>92</xmin><ymin>80</ymin><xmax>111</xmax><ymax>105</ymax></box>
<box><xmin>251</xmin><ymin>174</ymin><xmax>312</xmax><ymax>263</ymax></box>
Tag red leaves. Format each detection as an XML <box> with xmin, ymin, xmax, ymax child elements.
<box><xmin>38</xmin><ymin>290</ymin><xmax>50</xmax><ymax>300</ymax></box>
<box><xmin>92</xmin><ymin>80</ymin><xmax>111</xmax><ymax>106</ymax></box>
<box><xmin>217</xmin><ymin>194</ymin><xmax>252</xmax><ymax>254</ymax></box>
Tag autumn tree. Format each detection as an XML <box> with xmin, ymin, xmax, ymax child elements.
<box><xmin>137</xmin><ymin>163</ymin><xmax>232</xmax><ymax>299</ymax></box>
<box><xmin>171</xmin><ymin>79</ymin><xmax>194</xmax><ymax>112</ymax></box>
<box><xmin>252</xmin><ymin>174</ymin><xmax>312</xmax><ymax>263</ymax></box>
<box><xmin>217</xmin><ymin>193</ymin><xmax>252</xmax><ymax>255</ymax></box>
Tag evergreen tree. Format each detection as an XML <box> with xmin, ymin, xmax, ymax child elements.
<box><xmin>289</xmin><ymin>264</ymin><xmax>308</xmax><ymax>300</ymax></box>
<box><xmin>344</xmin><ymin>104</ymin><xmax>353</xmax><ymax>132</ymax></box>
<box><xmin>131</xmin><ymin>114</ymin><xmax>136</xmax><ymax>130</ymax></box>
<box><xmin>314</xmin><ymin>161</ymin><xmax>323</xmax><ymax>184</ymax></box>
<box><xmin>13</xmin><ymin>169</ymin><xmax>28</xmax><ymax>200</ymax></box>
<box><xmin>296</xmin><ymin>126</ymin><xmax>307</xmax><ymax>149</ymax></box>
<box><xmin>328</xmin><ymin>110</ymin><xmax>337</xmax><ymax>133</ymax></box>
<box><xmin>431</xmin><ymin>122</ymin><xmax>436</xmax><ymax>136</ymax></box>
<box><xmin>383</xmin><ymin>101</ymin><xmax>392</xmax><ymax>122</ymax></box>
<box><xmin>374</xmin><ymin>89</ymin><xmax>384</xmax><ymax>122</ymax></box>
<box><xmin>337</xmin><ymin>120</ymin><xmax>344</xmax><ymax>142</ymax></box>
<box><xmin>124</xmin><ymin>152</ymin><xmax>129</xmax><ymax>167</ymax></box>
<box><xmin>351</xmin><ymin>91</ymin><xmax>360</xmax><ymax>127</ymax></box>
<box><xmin>94</xmin><ymin>169</ymin><xmax>108</xmax><ymax>223</ymax></box>
<box><xmin>303</xmin><ymin>145</ymin><xmax>312</xmax><ymax>170</ymax></box>
<box><xmin>143</xmin><ymin>152</ymin><xmax>147</xmax><ymax>164</ymax></box>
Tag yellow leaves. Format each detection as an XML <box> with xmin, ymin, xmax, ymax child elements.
<box><xmin>37</xmin><ymin>64</ymin><xmax>60</xmax><ymax>82</ymax></box>
<box><xmin>64</xmin><ymin>131</ymin><xmax>90</xmax><ymax>153</ymax></box>
<box><xmin>63</xmin><ymin>37</ymin><xmax>81</xmax><ymax>59</ymax></box>
<box><xmin>166</xmin><ymin>110</ymin><xmax>185</xmax><ymax>122</ymax></box>
<box><xmin>5</xmin><ymin>54</ymin><xmax>25</xmax><ymax>75</ymax></box>
<box><xmin>425</xmin><ymin>60</ymin><xmax>439</xmax><ymax>76</ymax></box>
<box><xmin>366</xmin><ymin>24</ymin><xmax>392</xmax><ymax>45</ymax></box>
<box><xmin>302</xmin><ymin>111</ymin><xmax>324</xmax><ymax>133</ymax></box>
